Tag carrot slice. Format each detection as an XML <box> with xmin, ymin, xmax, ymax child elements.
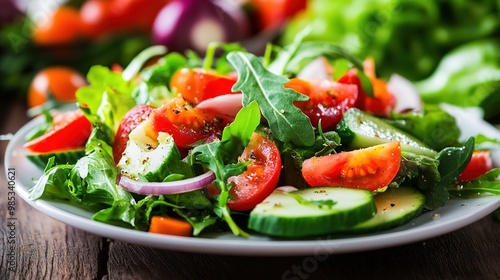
<box><xmin>148</xmin><ymin>216</ymin><xmax>192</xmax><ymax>237</ymax></box>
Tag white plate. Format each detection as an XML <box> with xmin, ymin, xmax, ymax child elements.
<box><xmin>5</xmin><ymin>117</ymin><xmax>500</xmax><ymax>256</ymax></box>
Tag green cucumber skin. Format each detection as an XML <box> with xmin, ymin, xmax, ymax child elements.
<box><xmin>26</xmin><ymin>149</ymin><xmax>85</xmax><ymax>169</ymax></box>
<box><xmin>336</xmin><ymin>108</ymin><xmax>437</xmax><ymax>157</ymax></box>
<box><xmin>345</xmin><ymin>187</ymin><xmax>425</xmax><ymax>234</ymax></box>
<box><xmin>248</xmin><ymin>187</ymin><xmax>376</xmax><ymax>238</ymax></box>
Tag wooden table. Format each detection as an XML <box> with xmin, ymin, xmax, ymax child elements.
<box><xmin>2</xmin><ymin>97</ymin><xmax>500</xmax><ymax>280</ymax></box>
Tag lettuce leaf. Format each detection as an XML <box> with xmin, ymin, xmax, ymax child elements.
<box><xmin>76</xmin><ymin>65</ymin><xmax>137</xmax><ymax>133</ymax></box>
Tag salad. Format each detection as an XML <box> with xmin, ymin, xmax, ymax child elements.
<box><xmin>23</xmin><ymin>33</ymin><xmax>500</xmax><ymax>239</ymax></box>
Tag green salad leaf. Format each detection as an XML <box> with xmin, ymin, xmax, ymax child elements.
<box><xmin>424</xmin><ymin>137</ymin><xmax>475</xmax><ymax>210</ymax></box>
<box><xmin>76</xmin><ymin>65</ymin><xmax>137</xmax><ymax>133</ymax></box>
<box><xmin>188</xmin><ymin>101</ymin><xmax>262</xmax><ymax>237</ymax></box>
<box><xmin>227</xmin><ymin>51</ymin><xmax>315</xmax><ymax>147</ymax></box>
<box><xmin>449</xmin><ymin>169</ymin><xmax>500</xmax><ymax>198</ymax></box>
<box><xmin>388</xmin><ymin>105</ymin><xmax>461</xmax><ymax>150</ymax></box>
<box><xmin>415</xmin><ymin>40</ymin><xmax>500</xmax><ymax>119</ymax></box>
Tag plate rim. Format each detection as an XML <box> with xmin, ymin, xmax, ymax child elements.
<box><xmin>6</xmin><ymin>116</ymin><xmax>500</xmax><ymax>256</ymax></box>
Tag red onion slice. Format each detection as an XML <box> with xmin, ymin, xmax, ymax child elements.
<box><xmin>387</xmin><ymin>73</ymin><xmax>422</xmax><ymax>113</ymax></box>
<box><xmin>275</xmin><ymin>186</ymin><xmax>299</xmax><ymax>193</ymax></box>
<box><xmin>296</xmin><ymin>57</ymin><xmax>333</xmax><ymax>81</ymax></box>
<box><xmin>196</xmin><ymin>93</ymin><xmax>243</xmax><ymax>118</ymax></box>
<box><xmin>118</xmin><ymin>170</ymin><xmax>215</xmax><ymax>195</ymax></box>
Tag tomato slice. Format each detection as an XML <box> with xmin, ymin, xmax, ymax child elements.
<box><xmin>302</xmin><ymin>142</ymin><xmax>401</xmax><ymax>191</ymax></box>
<box><xmin>338</xmin><ymin>58</ymin><xmax>394</xmax><ymax>116</ymax></box>
<box><xmin>149</xmin><ymin>96</ymin><xmax>230</xmax><ymax>148</ymax></box>
<box><xmin>170</xmin><ymin>68</ymin><xmax>238</xmax><ymax>104</ymax></box>
<box><xmin>24</xmin><ymin>110</ymin><xmax>92</xmax><ymax>153</ymax></box>
<box><xmin>285</xmin><ymin>78</ymin><xmax>358</xmax><ymax>130</ymax></box>
<box><xmin>113</xmin><ymin>104</ymin><xmax>155</xmax><ymax>163</ymax></box>
<box><xmin>458</xmin><ymin>151</ymin><xmax>493</xmax><ymax>181</ymax></box>
<box><xmin>226</xmin><ymin>132</ymin><xmax>282</xmax><ymax>211</ymax></box>
<box><xmin>112</xmin><ymin>0</ymin><xmax>170</xmax><ymax>30</ymax></box>
<box><xmin>249</xmin><ymin>0</ymin><xmax>307</xmax><ymax>30</ymax></box>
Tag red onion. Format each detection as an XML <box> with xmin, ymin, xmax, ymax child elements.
<box><xmin>152</xmin><ymin>0</ymin><xmax>250</xmax><ymax>54</ymax></box>
<box><xmin>387</xmin><ymin>73</ymin><xmax>422</xmax><ymax>113</ymax></box>
<box><xmin>196</xmin><ymin>93</ymin><xmax>243</xmax><ymax>118</ymax></box>
<box><xmin>275</xmin><ymin>186</ymin><xmax>299</xmax><ymax>193</ymax></box>
<box><xmin>118</xmin><ymin>170</ymin><xmax>215</xmax><ymax>195</ymax></box>
<box><xmin>296</xmin><ymin>57</ymin><xmax>333</xmax><ymax>81</ymax></box>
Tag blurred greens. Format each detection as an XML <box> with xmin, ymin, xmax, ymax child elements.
<box><xmin>282</xmin><ymin>0</ymin><xmax>500</xmax><ymax>80</ymax></box>
<box><xmin>281</xmin><ymin>0</ymin><xmax>500</xmax><ymax>119</ymax></box>
<box><xmin>0</xmin><ymin>4</ymin><xmax>151</xmax><ymax>100</ymax></box>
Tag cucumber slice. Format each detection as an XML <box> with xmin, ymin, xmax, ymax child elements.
<box><xmin>345</xmin><ymin>186</ymin><xmax>425</xmax><ymax>233</ymax></box>
<box><xmin>248</xmin><ymin>187</ymin><xmax>376</xmax><ymax>238</ymax></box>
<box><xmin>336</xmin><ymin>108</ymin><xmax>437</xmax><ymax>157</ymax></box>
<box><xmin>26</xmin><ymin>148</ymin><xmax>85</xmax><ymax>169</ymax></box>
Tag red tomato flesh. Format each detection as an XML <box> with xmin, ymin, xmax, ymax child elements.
<box><xmin>149</xmin><ymin>96</ymin><xmax>230</xmax><ymax>148</ymax></box>
<box><xmin>338</xmin><ymin>59</ymin><xmax>394</xmax><ymax>116</ymax></box>
<box><xmin>458</xmin><ymin>151</ymin><xmax>493</xmax><ymax>181</ymax></box>
<box><xmin>302</xmin><ymin>142</ymin><xmax>401</xmax><ymax>191</ymax></box>
<box><xmin>24</xmin><ymin>110</ymin><xmax>92</xmax><ymax>153</ymax></box>
<box><xmin>226</xmin><ymin>132</ymin><xmax>282</xmax><ymax>211</ymax></box>
<box><xmin>113</xmin><ymin>104</ymin><xmax>155</xmax><ymax>163</ymax></box>
<box><xmin>250</xmin><ymin>0</ymin><xmax>307</xmax><ymax>30</ymax></box>
<box><xmin>285</xmin><ymin>78</ymin><xmax>358</xmax><ymax>130</ymax></box>
<box><xmin>170</xmin><ymin>68</ymin><xmax>238</xmax><ymax>104</ymax></box>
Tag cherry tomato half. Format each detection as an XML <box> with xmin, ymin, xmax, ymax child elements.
<box><xmin>338</xmin><ymin>58</ymin><xmax>395</xmax><ymax>116</ymax></box>
<box><xmin>285</xmin><ymin>78</ymin><xmax>358</xmax><ymax>130</ymax></box>
<box><xmin>80</xmin><ymin>0</ymin><xmax>119</xmax><ymax>39</ymax></box>
<box><xmin>113</xmin><ymin>0</ymin><xmax>171</xmax><ymax>30</ymax></box>
<box><xmin>226</xmin><ymin>132</ymin><xmax>282</xmax><ymax>211</ymax></box>
<box><xmin>32</xmin><ymin>6</ymin><xmax>82</xmax><ymax>45</ymax></box>
<box><xmin>113</xmin><ymin>104</ymin><xmax>155</xmax><ymax>163</ymax></box>
<box><xmin>302</xmin><ymin>142</ymin><xmax>401</xmax><ymax>191</ymax></box>
<box><xmin>149</xmin><ymin>96</ymin><xmax>230</xmax><ymax>148</ymax></box>
<box><xmin>24</xmin><ymin>110</ymin><xmax>92</xmax><ymax>153</ymax></box>
<box><xmin>250</xmin><ymin>0</ymin><xmax>307</xmax><ymax>30</ymax></box>
<box><xmin>27</xmin><ymin>66</ymin><xmax>87</xmax><ymax>109</ymax></box>
<box><xmin>458</xmin><ymin>151</ymin><xmax>493</xmax><ymax>181</ymax></box>
<box><xmin>81</xmin><ymin>0</ymin><xmax>170</xmax><ymax>40</ymax></box>
<box><xmin>170</xmin><ymin>68</ymin><xmax>238</xmax><ymax>104</ymax></box>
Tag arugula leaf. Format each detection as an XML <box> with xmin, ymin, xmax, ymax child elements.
<box><xmin>424</xmin><ymin>137</ymin><xmax>475</xmax><ymax>210</ymax></box>
<box><xmin>188</xmin><ymin>102</ymin><xmax>261</xmax><ymax>237</ymax></box>
<box><xmin>227</xmin><ymin>51</ymin><xmax>315</xmax><ymax>147</ymax></box>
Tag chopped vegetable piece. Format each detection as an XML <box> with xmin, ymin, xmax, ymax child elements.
<box><xmin>149</xmin><ymin>216</ymin><xmax>193</xmax><ymax>236</ymax></box>
<box><xmin>459</xmin><ymin>151</ymin><xmax>493</xmax><ymax>181</ymax></box>
<box><xmin>24</xmin><ymin>110</ymin><xmax>92</xmax><ymax>153</ymax></box>
<box><xmin>302</xmin><ymin>142</ymin><xmax>401</xmax><ymax>191</ymax></box>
